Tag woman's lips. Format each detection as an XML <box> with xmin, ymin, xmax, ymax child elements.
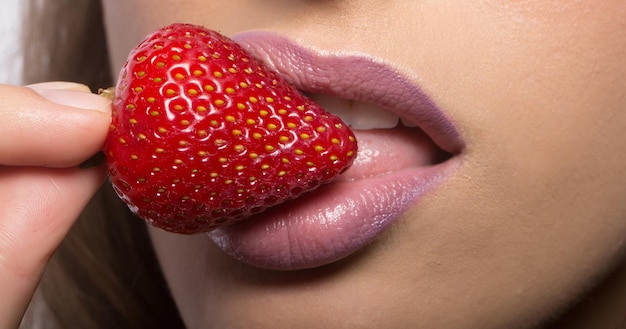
<box><xmin>232</xmin><ymin>31</ymin><xmax>464</xmax><ymax>155</ymax></box>
<box><xmin>207</xmin><ymin>32</ymin><xmax>465</xmax><ymax>270</ymax></box>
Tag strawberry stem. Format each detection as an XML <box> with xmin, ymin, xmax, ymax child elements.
<box><xmin>98</xmin><ymin>87</ymin><xmax>116</xmax><ymax>101</ymax></box>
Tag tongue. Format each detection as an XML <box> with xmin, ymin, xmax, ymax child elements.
<box><xmin>338</xmin><ymin>126</ymin><xmax>446</xmax><ymax>182</ymax></box>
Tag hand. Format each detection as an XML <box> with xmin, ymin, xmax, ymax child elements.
<box><xmin>0</xmin><ymin>82</ymin><xmax>111</xmax><ymax>328</ymax></box>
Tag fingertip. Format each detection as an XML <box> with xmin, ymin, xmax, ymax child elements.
<box><xmin>0</xmin><ymin>83</ymin><xmax>113</xmax><ymax>167</ymax></box>
<box><xmin>28</xmin><ymin>83</ymin><xmax>112</xmax><ymax>113</ymax></box>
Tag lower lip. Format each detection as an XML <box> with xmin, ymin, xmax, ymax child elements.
<box><xmin>206</xmin><ymin>31</ymin><xmax>464</xmax><ymax>270</ymax></box>
<box><xmin>208</xmin><ymin>154</ymin><xmax>462</xmax><ymax>270</ymax></box>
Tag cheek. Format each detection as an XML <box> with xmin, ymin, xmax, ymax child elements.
<box><xmin>416</xmin><ymin>1</ymin><xmax>626</xmax><ymax>205</ymax></box>
<box><xmin>393</xmin><ymin>0</ymin><xmax>626</xmax><ymax>321</ymax></box>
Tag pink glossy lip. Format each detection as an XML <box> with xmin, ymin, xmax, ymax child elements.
<box><xmin>207</xmin><ymin>32</ymin><xmax>465</xmax><ymax>270</ymax></box>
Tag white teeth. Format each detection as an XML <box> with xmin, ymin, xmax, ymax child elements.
<box><xmin>350</xmin><ymin>101</ymin><xmax>399</xmax><ymax>129</ymax></box>
<box><xmin>310</xmin><ymin>93</ymin><xmax>352</xmax><ymax>124</ymax></box>
<box><xmin>308</xmin><ymin>93</ymin><xmax>403</xmax><ymax>130</ymax></box>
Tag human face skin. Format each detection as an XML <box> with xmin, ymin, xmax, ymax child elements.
<box><xmin>102</xmin><ymin>1</ymin><xmax>626</xmax><ymax>328</ymax></box>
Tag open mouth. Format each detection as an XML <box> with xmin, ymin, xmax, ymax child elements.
<box><xmin>306</xmin><ymin>92</ymin><xmax>453</xmax><ymax>184</ymax></box>
<box><xmin>207</xmin><ymin>32</ymin><xmax>465</xmax><ymax>271</ymax></box>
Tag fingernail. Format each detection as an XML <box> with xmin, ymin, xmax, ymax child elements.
<box><xmin>27</xmin><ymin>82</ymin><xmax>112</xmax><ymax>113</ymax></box>
<box><xmin>27</xmin><ymin>81</ymin><xmax>92</xmax><ymax>93</ymax></box>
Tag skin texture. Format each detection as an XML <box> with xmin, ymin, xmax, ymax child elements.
<box><xmin>102</xmin><ymin>1</ymin><xmax>626</xmax><ymax>328</ymax></box>
<box><xmin>0</xmin><ymin>82</ymin><xmax>111</xmax><ymax>328</ymax></box>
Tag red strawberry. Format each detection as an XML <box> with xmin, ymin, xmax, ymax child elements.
<box><xmin>104</xmin><ymin>23</ymin><xmax>357</xmax><ymax>234</ymax></box>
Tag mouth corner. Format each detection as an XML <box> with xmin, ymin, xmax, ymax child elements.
<box><xmin>299</xmin><ymin>91</ymin><xmax>463</xmax><ymax>177</ymax></box>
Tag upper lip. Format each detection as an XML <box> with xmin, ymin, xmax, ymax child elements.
<box><xmin>233</xmin><ymin>31</ymin><xmax>465</xmax><ymax>155</ymax></box>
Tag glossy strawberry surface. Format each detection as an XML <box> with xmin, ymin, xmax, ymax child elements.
<box><xmin>104</xmin><ymin>23</ymin><xmax>357</xmax><ymax>234</ymax></box>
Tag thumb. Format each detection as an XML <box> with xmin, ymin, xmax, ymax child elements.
<box><xmin>0</xmin><ymin>166</ymin><xmax>106</xmax><ymax>328</ymax></box>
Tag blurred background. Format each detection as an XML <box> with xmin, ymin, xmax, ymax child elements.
<box><xmin>0</xmin><ymin>0</ymin><xmax>24</xmax><ymax>84</ymax></box>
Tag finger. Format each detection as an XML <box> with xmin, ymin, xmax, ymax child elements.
<box><xmin>0</xmin><ymin>165</ymin><xmax>106</xmax><ymax>327</ymax></box>
<box><xmin>0</xmin><ymin>82</ymin><xmax>111</xmax><ymax>167</ymax></box>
